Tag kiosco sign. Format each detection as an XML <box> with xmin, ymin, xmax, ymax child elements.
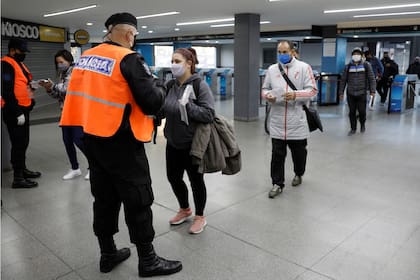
<box><xmin>1</xmin><ymin>17</ymin><xmax>66</xmax><ymax>43</ymax></box>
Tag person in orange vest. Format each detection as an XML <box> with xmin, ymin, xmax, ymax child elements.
<box><xmin>60</xmin><ymin>12</ymin><xmax>182</xmax><ymax>277</ymax></box>
<box><xmin>1</xmin><ymin>38</ymin><xmax>41</xmax><ymax>188</ymax></box>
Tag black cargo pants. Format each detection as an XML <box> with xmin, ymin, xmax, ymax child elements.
<box><xmin>84</xmin><ymin>129</ymin><xmax>155</xmax><ymax>245</ymax></box>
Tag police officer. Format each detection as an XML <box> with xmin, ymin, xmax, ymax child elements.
<box><xmin>1</xmin><ymin>38</ymin><xmax>41</xmax><ymax>188</ymax></box>
<box><xmin>60</xmin><ymin>12</ymin><xmax>182</xmax><ymax>277</ymax></box>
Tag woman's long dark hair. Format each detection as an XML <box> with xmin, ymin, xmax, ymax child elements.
<box><xmin>54</xmin><ymin>49</ymin><xmax>74</xmax><ymax>73</ymax></box>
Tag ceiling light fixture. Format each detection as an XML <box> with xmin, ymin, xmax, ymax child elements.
<box><xmin>210</xmin><ymin>21</ymin><xmax>271</xmax><ymax>28</ymax></box>
<box><xmin>354</xmin><ymin>11</ymin><xmax>420</xmax><ymax>17</ymax></box>
<box><xmin>177</xmin><ymin>18</ymin><xmax>234</xmax><ymax>26</ymax></box>
<box><xmin>136</xmin><ymin>11</ymin><xmax>179</xmax><ymax>19</ymax></box>
<box><xmin>324</xmin><ymin>3</ymin><xmax>420</xmax><ymax>13</ymax></box>
<box><xmin>210</xmin><ymin>23</ymin><xmax>234</xmax><ymax>28</ymax></box>
<box><xmin>86</xmin><ymin>22</ymin><xmax>93</xmax><ymax>26</ymax></box>
<box><xmin>44</xmin><ymin>4</ymin><xmax>97</xmax><ymax>17</ymax></box>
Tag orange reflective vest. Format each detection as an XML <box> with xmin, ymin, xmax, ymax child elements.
<box><xmin>1</xmin><ymin>56</ymin><xmax>33</xmax><ymax>107</ymax></box>
<box><xmin>60</xmin><ymin>44</ymin><xmax>154</xmax><ymax>142</ymax></box>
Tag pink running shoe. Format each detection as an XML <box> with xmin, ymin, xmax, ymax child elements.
<box><xmin>169</xmin><ymin>208</ymin><xmax>193</xmax><ymax>225</ymax></box>
<box><xmin>189</xmin><ymin>216</ymin><xmax>207</xmax><ymax>234</ymax></box>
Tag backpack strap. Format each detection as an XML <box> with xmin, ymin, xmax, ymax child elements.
<box><xmin>278</xmin><ymin>63</ymin><xmax>297</xmax><ymax>90</ymax></box>
<box><xmin>165</xmin><ymin>79</ymin><xmax>176</xmax><ymax>95</ymax></box>
<box><xmin>192</xmin><ymin>77</ymin><xmax>202</xmax><ymax>98</ymax></box>
<box><xmin>165</xmin><ymin>77</ymin><xmax>202</xmax><ymax>97</ymax></box>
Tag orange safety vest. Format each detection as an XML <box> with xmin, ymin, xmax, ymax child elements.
<box><xmin>60</xmin><ymin>44</ymin><xmax>154</xmax><ymax>142</ymax></box>
<box><xmin>1</xmin><ymin>56</ymin><xmax>33</xmax><ymax>107</ymax></box>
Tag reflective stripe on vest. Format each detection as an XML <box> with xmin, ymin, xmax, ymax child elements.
<box><xmin>60</xmin><ymin>44</ymin><xmax>154</xmax><ymax>142</ymax></box>
<box><xmin>65</xmin><ymin>91</ymin><xmax>126</xmax><ymax>109</ymax></box>
<box><xmin>1</xmin><ymin>56</ymin><xmax>33</xmax><ymax>107</ymax></box>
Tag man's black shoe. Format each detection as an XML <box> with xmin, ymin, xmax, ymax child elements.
<box><xmin>139</xmin><ymin>256</ymin><xmax>182</xmax><ymax>277</ymax></box>
<box><xmin>347</xmin><ymin>130</ymin><xmax>356</xmax><ymax>136</ymax></box>
<box><xmin>100</xmin><ymin>248</ymin><xmax>131</xmax><ymax>273</ymax></box>
<box><xmin>360</xmin><ymin>125</ymin><xmax>366</xmax><ymax>133</ymax></box>
<box><xmin>23</xmin><ymin>169</ymin><xmax>41</xmax><ymax>179</ymax></box>
<box><xmin>12</xmin><ymin>179</ymin><xmax>38</xmax><ymax>188</ymax></box>
<box><xmin>291</xmin><ymin>175</ymin><xmax>302</xmax><ymax>187</ymax></box>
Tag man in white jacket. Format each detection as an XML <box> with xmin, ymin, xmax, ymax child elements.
<box><xmin>261</xmin><ymin>40</ymin><xmax>318</xmax><ymax>198</ymax></box>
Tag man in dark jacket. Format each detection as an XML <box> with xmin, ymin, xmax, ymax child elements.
<box><xmin>377</xmin><ymin>52</ymin><xmax>399</xmax><ymax>104</ymax></box>
<box><xmin>339</xmin><ymin>47</ymin><xmax>376</xmax><ymax>135</ymax></box>
<box><xmin>1</xmin><ymin>38</ymin><xmax>41</xmax><ymax>188</ymax></box>
<box><xmin>406</xmin><ymin>56</ymin><xmax>420</xmax><ymax>78</ymax></box>
<box><xmin>364</xmin><ymin>50</ymin><xmax>383</xmax><ymax>80</ymax></box>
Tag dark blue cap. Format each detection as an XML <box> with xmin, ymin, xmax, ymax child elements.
<box><xmin>8</xmin><ymin>38</ymin><xmax>30</xmax><ymax>52</ymax></box>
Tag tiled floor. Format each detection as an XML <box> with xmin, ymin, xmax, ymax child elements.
<box><xmin>2</xmin><ymin>97</ymin><xmax>420</xmax><ymax>280</ymax></box>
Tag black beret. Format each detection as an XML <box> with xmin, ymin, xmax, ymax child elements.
<box><xmin>105</xmin><ymin>12</ymin><xmax>137</xmax><ymax>29</ymax></box>
<box><xmin>8</xmin><ymin>38</ymin><xmax>30</xmax><ymax>52</ymax></box>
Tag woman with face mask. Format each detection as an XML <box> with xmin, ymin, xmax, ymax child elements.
<box><xmin>160</xmin><ymin>48</ymin><xmax>215</xmax><ymax>234</ymax></box>
<box><xmin>40</xmin><ymin>49</ymin><xmax>89</xmax><ymax>180</ymax></box>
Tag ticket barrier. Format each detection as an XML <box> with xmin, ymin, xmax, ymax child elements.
<box><xmin>317</xmin><ymin>73</ymin><xmax>341</xmax><ymax>105</ymax></box>
<box><xmin>388</xmin><ymin>75</ymin><xmax>405</xmax><ymax>113</ymax></box>
<box><xmin>388</xmin><ymin>75</ymin><xmax>417</xmax><ymax>113</ymax></box>
<box><xmin>217</xmin><ymin>68</ymin><xmax>233</xmax><ymax>99</ymax></box>
<box><xmin>201</xmin><ymin>69</ymin><xmax>216</xmax><ymax>90</ymax></box>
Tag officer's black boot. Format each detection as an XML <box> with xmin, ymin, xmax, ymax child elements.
<box><xmin>137</xmin><ymin>243</ymin><xmax>182</xmax><ymax>277</ymax></box>
<box><xmin>23</xmin><ymin>168</ymin><xmax>41</xmax><ymax>178</ymax></box>
<box><xmin>12</xmin><ymin>170</ymin><xmax>38</xmax><ymax>188</ymax></box>
<box><xmin>98</xmin><ymin>236</ymin><xmax>131</xmax><ymax>273</ymax></box>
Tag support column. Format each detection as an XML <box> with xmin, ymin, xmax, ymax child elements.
<box><xmin>321</xmin><ymin>37</ymin><xmax>347</xmax><ymax>74</ymax></box>
<box><xmin>234</xmin><ymin>13</ymin><xmax>260</xmax><ymax>121</ymax></box>
<box><xmin>410</xmin><ymin>36</ymin><xmax>420</xmax><ymax>62</ymax></box>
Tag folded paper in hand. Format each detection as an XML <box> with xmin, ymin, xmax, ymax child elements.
<box><xmin>179</xmin><ymin>84</ymin><xmax>196</xmax><ymax>125</ymax></box>
<box><xmin>369</xmin><ymin>95</ymin><xmax>374</xmax><ymax>110</ymax></box>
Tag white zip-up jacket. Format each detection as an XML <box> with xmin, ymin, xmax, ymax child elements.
<box><xmin>262</xmin><ymin>58</ymin><xmax>318</xmax><ymax>140</ymax></box>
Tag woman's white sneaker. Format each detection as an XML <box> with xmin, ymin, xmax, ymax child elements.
<box><xmin>63</xmin><ymin>169</ymin><xmax>82</xmax><ymax>180</ymax></box>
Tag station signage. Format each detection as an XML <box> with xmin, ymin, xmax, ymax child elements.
<box><xmin>1</xmin><ymin>17</ymin><xmax>66</xmax><ymax>43</ymax></box>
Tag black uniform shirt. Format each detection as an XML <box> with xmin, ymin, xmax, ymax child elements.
<box><xmin>103</xmin><ymin>42</ymin><xmax>165</xmax><ymax>131</ymax></box>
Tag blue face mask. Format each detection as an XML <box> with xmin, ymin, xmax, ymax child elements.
<box><xmin>278</xmin><ymin>53</ymin><xmax>291</xmax><ymax>64</ymax></box>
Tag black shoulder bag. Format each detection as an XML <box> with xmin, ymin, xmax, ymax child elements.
<box><xmin>278</xmin><ymin>63</ymin><xmax>323</xmax><ymax>132</ymax></box>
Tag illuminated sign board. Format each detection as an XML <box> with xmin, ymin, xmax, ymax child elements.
<box><xmin>1</xmin><ymin>17</ymin><xmax>66</xmax><ymax>43</ymax></box>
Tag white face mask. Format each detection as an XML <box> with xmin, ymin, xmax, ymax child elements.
<box><xmin>171</xmin><ymin>63</ymin><xmax>185</xmax><ymax>78</ymax></box>
<box><xmin>352</xmin><ymin>54</ymin><xmax>362</xmax><ymax>62</ymax></box>
<box><xmin>57</xmin><ymin>62</ymin><xmax>69</xmax><ymax>72</ymax></box>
